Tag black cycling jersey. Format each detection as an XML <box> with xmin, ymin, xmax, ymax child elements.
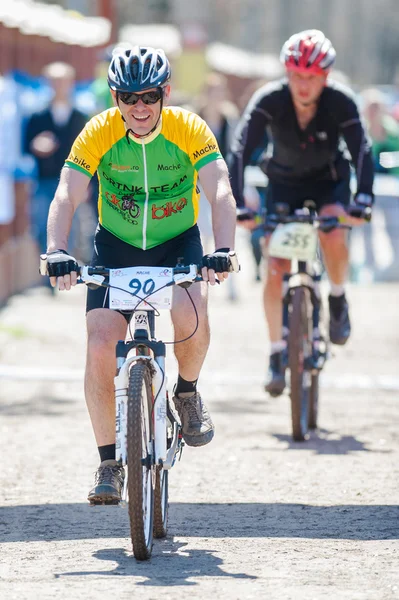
<box><xmin>229</xmin><ymin>79</ymin><xmax>374</xmax><ymax>207</ymax></box>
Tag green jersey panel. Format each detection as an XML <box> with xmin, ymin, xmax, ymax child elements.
<box><xmin>65</xmin><ymin>106</ymin><xmax>222</xmax><ymax>249</ymax></box>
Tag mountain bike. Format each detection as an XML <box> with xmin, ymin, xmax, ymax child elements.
<box><xmin>265</xmin><ymin>203</ymin><xmax>372</xmax><ymax>441</ymax></box>
<box><xmin>41</xmin><ymin>253</ymin><xmax>239</xmax><ymax>560</ymax></box>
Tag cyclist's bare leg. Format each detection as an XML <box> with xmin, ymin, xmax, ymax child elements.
<box><xmin>263</xmin><ymin>236</ymin><xmax>291</xmax><ymax>395</ymax></box>
<box><xmin>318</xmin><ymin>203</ymin><xmax>349</xmax><ymax>285</ymax></box>
<box><xmin>263</xmin><ymin>235</ymin><xmax>291</xmax><ymax>343</ymax></box>
<box><xmin>318</xmin><ymin>203</ymin><xmax>351</xmax><ymax>345</ymax></box>
<box><xmin>85</xmin><ymin>308</ymin><xmax>127</xmax><ymax>446</ymax></box>
<box><xmin>171</xmin><ymin>281</ymin><xmax>209</xmax><ymax>379</ymax></box>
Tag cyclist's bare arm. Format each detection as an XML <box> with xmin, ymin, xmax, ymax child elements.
<box><xmin>47</xmin><ymin>166</ymin><xmax>90</xmax><ymax>253</ymax></box>
<box><xmin>198</xmin><ymin>158</ymin><xmax>236</xmax><ymax>250</ymax></box>
<box><xmin>46</xmin><ymin>167</ymin><xmax>90</xmax><ymax>290</ymax></box>
<box><xmin>198</xmin><ymin>158</ymin><xmax>237</xmax><ymax>284</ymax></box>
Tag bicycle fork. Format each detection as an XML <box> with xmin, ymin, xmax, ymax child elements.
<box><xmin>114</xmin><ymin>329</ymin><xmax>183</xmax><ymax>475</ymax></box>
<box><xmin>114</xmin><ymin>353</ymin><xmax>166</xmax><ymax>465</ymax></box>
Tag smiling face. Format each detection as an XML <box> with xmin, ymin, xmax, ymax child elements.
<box><xmin>287</xmin><ymin>70</ymin><xmax>327</xmax><ymax>107</ymax></box>
<box><xmin>111</xmin><ymin>85</ymin><xmax>171</xmax><ymax>136</ymax></box>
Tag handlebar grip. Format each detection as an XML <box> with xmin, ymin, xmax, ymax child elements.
<box><xmin>236</xmin><ymin>208</ymin><xmax>256</xmax><ymax>221</ymax></box>
<box><xmin>228</xmin><ymin>251</ymin><xmax>240</xmax><ymax>273</ymax></box>
<box><xmin>348</xmin><ymin>206</ymin><xmax>372</xmax><ymax>222</ymax></box>
<box><xmin>39</xmin><ymin>253</ymin><xmax>48</xmax><ymax>276</ymax></box>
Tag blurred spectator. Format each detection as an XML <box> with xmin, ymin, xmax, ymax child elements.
<box><xmin>196</xmin><ymin>73</ymin><xmax>239</xmax><ymax>246</ymax></box>
<box><xmin>197</xmin><ymin>72</ymin><xmax>239</xmax><ymax>158</ymax></box>
<box><xmin>91</xmin><ymin>45</ymin><xmax>115</xmax><ymax>114</ymax></box>
<box><xmin>237</xmin><ymin>78</ymin><xmax>268</xmax><ymax>114</ymax></box>
<box><xmin>236</xmin><ymin>78</ymin><xmax>269</xmax><ymax>281</ymax></box>
<box><xmin>361</xmin><ymin>87</ymin><xmax>399</xmax><ymax>175</ymax></box>
<box><xmin>24</xmin><ymin>62</ymin><xmax>89</xmax><ymax>263</ymax></box>
<box><xmin>0</xmin><ymin>74</ymin><xmax>18</xmax><ymax>230</ymax></box>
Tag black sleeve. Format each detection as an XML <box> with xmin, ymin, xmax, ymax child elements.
<box><xmin>228</xmin><ymin>90</ymin><xmax>271</xmax><ymax>208</ymax></box>
<box><xmin>336</xmin><ymin>92</ymin><xmax>374</xmax><ymax>195</ymax></box>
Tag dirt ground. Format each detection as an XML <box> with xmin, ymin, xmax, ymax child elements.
<box><xmin>0</xmin><ymin>234</ymin><xmax>398</xmax><ymax>600</ymax></box>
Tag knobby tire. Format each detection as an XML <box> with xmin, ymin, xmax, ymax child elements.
<box><xmin>288</xmin><ymin>287</ymin><xmax>312</xmax><ymax>441</ymax></box>
<box><xmin>153</xmin><ymin>467</ymin><xmax>168</xmax><ymax>538</ymax></box>
<box><xmin>127</xmin><ymin>360</ymin><xmax>154</xmax><ymax>560</ymax></box>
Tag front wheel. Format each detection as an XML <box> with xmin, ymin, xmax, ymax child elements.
<box><xmin>288</xmin><ymin>287</ymin><xmax>313</xmax><ymax>441</ymax></box>
<box><xmin>127</xmin><ymin>360</ymin><xmax>154</xmax><ymax>560</ymax></box>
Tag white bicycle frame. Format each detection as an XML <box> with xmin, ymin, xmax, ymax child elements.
<box><xmin>114</xmin><ymin>309</ymin><xmax>171</xmax><ymax>469</ymax></box>
<box><xmin>113</xmin><ymin>265</ymin><xmax>202</xmax><ymax>475</ymax></box>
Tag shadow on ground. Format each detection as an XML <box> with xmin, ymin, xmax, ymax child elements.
<box><xmin>270</xmin><ymin>428</ymin><xmax>377</xmax><ymax>455</ymax></box>
<box><xmin>1</xmin><ymin>502</ymin><xmax>397</xmax><ymax>544</ymax></box>
<box><xmin>0</xmin><ymin>395</ymin><xmax>76</xmax><ymax>417</ymax></box>
<box><xmin>54</xmin><ymin>541</ymin><xmax>257</xmax><ymax>584</ymax></box>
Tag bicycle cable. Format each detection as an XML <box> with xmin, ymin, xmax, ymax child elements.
<box><xmin>99</xmin><ymin>278</ymin><xmax>200</xmax><ymax>346</ymax></box>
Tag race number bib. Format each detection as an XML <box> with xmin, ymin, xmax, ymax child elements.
<box><xmin>109</xmin><ymin>266</ymin><xmax>173</xmax><ymax>311</ymax></box>
<box><xmin>268</xmin><ymin>223</ymin><xmax>317</xmax><ymax>261</ymax></box>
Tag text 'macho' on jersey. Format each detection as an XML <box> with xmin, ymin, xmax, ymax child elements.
<box><xmin>65</xmin><ymin>106</ymin><xmax>222</xmax><ymax>250</ymax></box>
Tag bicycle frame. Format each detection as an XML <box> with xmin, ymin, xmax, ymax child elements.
<box><xmin>114</xmin><ymin>309</ymin><xmax>180</xmax><ymax>472</ymax></box>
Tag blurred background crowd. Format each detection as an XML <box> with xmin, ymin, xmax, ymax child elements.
<box><xmin>0</xmin><ymin>0</ymin><xmax>398</xmax><ymax>304</ymax></box>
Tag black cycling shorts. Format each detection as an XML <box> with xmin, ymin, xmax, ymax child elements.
<box><xmin>266</xmin><ymin>177</ymin><xmax>351</xmax><ymax>215</ymax></box>
<box><xmin>86</xmin><ymin>224</ymin><xmax>203</xmax><ymax>317</ymax></box>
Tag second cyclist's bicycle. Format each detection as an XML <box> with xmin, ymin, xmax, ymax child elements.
<box><xmin>265</xmin><ymin>202</ymin><xmax>371</xmax><ymax>441</ymax></box>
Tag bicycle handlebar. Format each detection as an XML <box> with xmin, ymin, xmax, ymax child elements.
<box><xmin>39</xmin><ymin>251</ymin><xmax>240</xmax><ymax>284</ymax></box>
<box><xmin>266</xmin><ymin>205</ymin><xmax>371</xmax><ymax>227</ymax></box>
<box><xmin>236</xmin><ymin>205</ymin><xmax>372</xmax><ymax>231</ymax></box>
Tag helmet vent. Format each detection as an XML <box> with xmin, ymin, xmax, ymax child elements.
<box><xmin>142</xmin><ymin>57</ymin><xmax>152</xmax><ymax>81</ymax></box>
<box><xmin>130</xmin><ymin>58</ymin><xmax>139</xmax><ymax>83</ymax></box>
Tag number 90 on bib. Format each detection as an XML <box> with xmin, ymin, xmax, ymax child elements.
<box><xmin>268</xmin><ymin>223</ymin><xmax>317</xmax><ymax>261</ymax></box>
<box><xmin>109</xmin><ymin>266</ymin><xmax>174</xmax><ymax>310</ymax></box>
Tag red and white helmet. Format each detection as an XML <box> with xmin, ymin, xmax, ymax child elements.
<box><xmin>281</xmin><ymin>30</ymin><xmax>336</xmax><ymax>75</ymax></box>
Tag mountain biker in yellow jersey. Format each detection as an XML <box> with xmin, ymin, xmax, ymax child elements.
<box><xmin>43</xmin><ymin>46</ymin><xmax>238</xmax><ymax>504</ymax></box>
<box><xmin>229</xmin><ymin>30</ymin><xmax>374</xmax><ymax>396</ymax></box>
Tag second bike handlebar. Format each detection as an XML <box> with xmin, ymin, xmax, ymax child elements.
<box><xmin>236</xmin><ymin>205</ymin><xmax>372</xmax><ymax>232</ymax></box>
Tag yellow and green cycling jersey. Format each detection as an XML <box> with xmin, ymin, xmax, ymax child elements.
<box><xmin>65</xmin><ymin>106</ymin><xmax>222</xmax><ymax>249</ymax></box>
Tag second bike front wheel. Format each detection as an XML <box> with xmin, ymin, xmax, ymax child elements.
<box><xmin>127</xmin><ymin>360</ymin><xmax>154</xmax><ymax>560</ymax></box>
<box><xmin>288</xmin><ymin>286</ymin><xmax>313</xmax><ymax>441</ymax></box>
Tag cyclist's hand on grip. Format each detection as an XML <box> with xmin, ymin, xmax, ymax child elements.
<box><xmin>201</xmin><ymin>248</ymin><xmax>239</xmax><ymax>285</ymax></box>
<box><xmin>41</xmin><ymin>249</ymin><xmax>79</xmax><ymax>291</ymax></box>
<box><xmin>354</xmin><ymin>192</ymin><xmax>374</xmax><ymax>208</ymax></box>
<box><xmin>236</xmin><ymin>207</ymin><xmax>258</xmax><ymax>230</ymax></box>
<box><xmin>346</xmin><ymin>199</ymin><xmax>373</xmax><ymax>226</ymax></box>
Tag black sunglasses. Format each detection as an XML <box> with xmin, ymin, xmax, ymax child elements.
<box><xmin>117</xmin><ymin>88</ymin><xmax>163</xmax><ymax>106</ymax></box>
